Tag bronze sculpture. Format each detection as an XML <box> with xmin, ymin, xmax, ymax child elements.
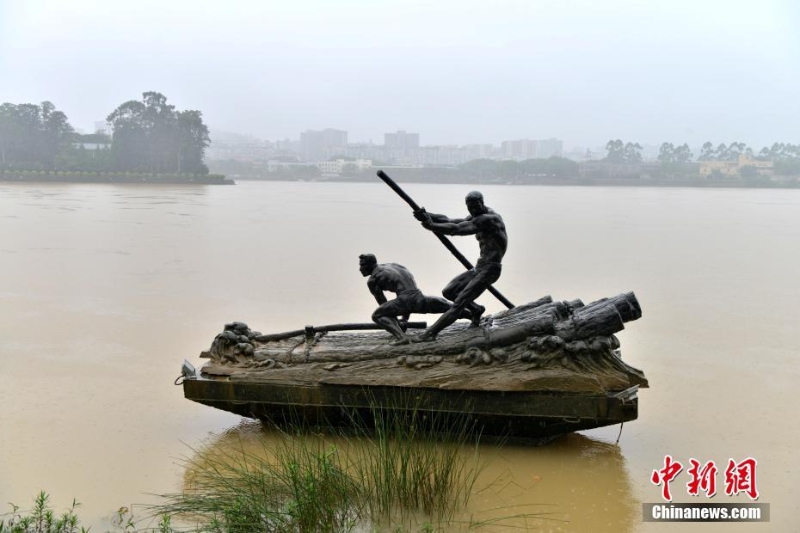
<box><xmin>182</xmin><ymin>169</ymin><xmax>648</xmax><ymax>442</ymax></box>
<box><xmin>413</xmin><ymin>191</ymin><xmax>507</xmax><ymax>341</ymax></box>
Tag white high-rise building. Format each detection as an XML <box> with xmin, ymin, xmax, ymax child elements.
<box><xmin>300</xmin><ymin>128</ymin><xmax>348</xmax><ymax>161</ymax></box>
<box><xmin>384</xmin><ymin>131</ymin><xmax>420</xmax><ymax>153</ymax></box>
<box><xmin>536</xmin><ymin>138</ymin><xmax>563</xmax><ymax>158</ymax></box>
<box><xmin>500</xmin><ymin>139</ymin><xmax>537</xmax><ymax>159</ymax></box>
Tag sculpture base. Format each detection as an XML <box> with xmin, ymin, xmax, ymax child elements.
<box><xmin>183</xmin><ymin>377</ymin><xmax>639</xmax><ymax>443</ymax></box>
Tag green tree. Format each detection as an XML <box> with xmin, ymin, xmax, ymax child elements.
<box><xmin>658</xmin><ymin>142</ymin><xmax>675</xmax><ymax>163</ymax></box>
<box><xmin>106</xmin><ymin>99</ymin><xmax>148</xmax><ymax>172</ymax></box>
<box><xmin>715</xmin><ymin>143</ymin><xmax>729</xmax><ymax>161</ymax></box>
<box><xmin>40</xmin><ymin>101</ymin><xmax>74</xmax><ymax>168</ymax></box>
<box><xmin>727</xmin><ymin>141</ymin><xmax>746</xmax><ymax>160</ymax></box>
<box><xmin>519</xmin><ymin>156</ymin><xmax>579</xmax><ymax>179</ymax></box>
<box><xmin>605</xmin><ymin>139</ymin><xmax>625</xmax><ymax>162</ymax></box>
<box><xmin>497</xmin><ymin>160</ymin><xmax>520</xmax><ymax>178</ymax></box>
<box><xmin>142</xmin><ymin>91</ymin><xmax>177</xmax><ymax>173</ymax></box>
<box><xmin>106</xmin><ymin>92</ymin><xmax>210</xmax><ymax>174</ymax></box>
<box><xmin>544</xmin><ymin>156</ymin><xmax>579</xmax><ymax>178</ymax></box>
<box><xmin>605</xmin><ymin>140</ymin><xmax>641</xmax><ymax>163</ymax></box>
<box><xmin>0</xmin><ymin>103</ymin><xmax>16</xmax><ymax>164</ymax></box>
<box><xmin>459</xmin><ymin>158</ymin><xmax>497</xmax><ymax>180</ymax></box>
<box><xmin>658</xmin><ymin>142</ymin><xmax>694</xmax><ymax>177</ymax></box>
<box><xmin>176</xmin><ymin>110</ymin><xmax>210</xmax><ymax>174</ymax></box>
<box><xmin>674</xmin><ymin>143</ymin><xmax>693</xmax><ymax>163</ymax></box>
<box><xmin>623</xmin><ymin>142</ymin><xmax>643</xmax><ymax>163</ymax></box>
<box><xmin>769</xmin><ymin>142</ymin><xmax>786</xmax><ymax>159</ymax></box>
<box><xmin>699</xmin><ymin>141</ymin><xmax>715</xmax><ymax>161</ymax></box>
<box><xmin>0</xmin><ymin>101</ymin><xmax>74</xmax><ymax>169</ymax></box>
<box><xmin>13</xmin><ymin>104</ymin><xmax>42</xmax><ymax>164</ymax></box>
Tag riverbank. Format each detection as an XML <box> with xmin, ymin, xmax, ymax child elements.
<box><xmin>0</xmin><ymin>171</ymin><xmax>234</xmax><ymax>185</ymax></box>
<box><xmin>230</xmin><ymin>173</ymin><xmax>799</xmax><ymax>189</ymax></box>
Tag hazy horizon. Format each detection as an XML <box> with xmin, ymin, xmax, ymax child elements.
<box><xmin>2</xmin><ymin>0</ymin><xmax>798</xmax><ymax>149</ymax></box>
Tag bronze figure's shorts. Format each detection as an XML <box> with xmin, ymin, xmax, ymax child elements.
<box><xmin>378</xmin><ymin>289</ymin><xmax>429</xmax><ymax>316</ymax></box>
<box><xmin>444</xmin><ymin>262</ymin><xmax>502</xmax><ymax>306</ymax></box>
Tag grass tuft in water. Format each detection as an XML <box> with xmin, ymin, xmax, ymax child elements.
<box><xmin>0</xmin><ymin>492</ymin><xmax>86</xmax><ymax>533</ymax></box>
<box><xmin>156</xmin><ymin>437</ymin><xmax>363</xmax><ymax>532</ymax></box>
<box><xmin>154</xmin><ymin>395</ymin><xmax>487</xmax><ymax>532</ymax></box>
<box><xmin>351</xmin><ymin>398</ymin><xmax>484</xmax><ymax>523</ymax></box>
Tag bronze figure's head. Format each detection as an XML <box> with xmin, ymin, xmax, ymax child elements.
<box><xmin>359</xmin><ymin>253</ymin><xmax>377</xmax><ymax>276</ymax></box>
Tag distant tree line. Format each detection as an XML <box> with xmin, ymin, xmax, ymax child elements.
<box><xmin>0</xmin><ymin>101</ymin><xmax>74</xmax><ymax>168</ymax></box>
<box><xmin>697</xmin><ymin>141</ymin><xmax>800</xmax><ymax>175</ymax></box>
<box><xmin>605</xmin><ymin>139</ymin><xmax>800</xmax><ymax>176</ymax></box>
<box><xmin>658</xmin><ymin>143</ymin><xmax>693</xmax><ymax>163</ymax></box>
<box><xmin>458</xmin><ymin>157</ymin><xmax>579</xmax><ymax>180</ymax></box>
<box><xmin>0</xmin><ymin>92</ymin><xmax>210</xmax><ymax>175</ymax></box>
<box><xmin>604</xmin><ymin>140</ymin><xmax>644</xmax><ymax>163</ymax></box>
<box><xmin>698</xmin><ymin>141</ymin><xmax>747</xmax><ymax>161</ymax></box>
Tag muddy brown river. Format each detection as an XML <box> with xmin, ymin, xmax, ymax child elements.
<box><xmin>1</xmin><ymin>181</ymin><xmax>797</xmax><ymax>531</ymax></box>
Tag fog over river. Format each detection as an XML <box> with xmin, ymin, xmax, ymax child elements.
<box><xmin>1</xmin><ymin>181</ymin><xmax>798</xmax><ymax>531</ymax></box>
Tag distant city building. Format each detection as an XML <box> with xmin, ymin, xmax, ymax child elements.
<box><xmin>300</xmin><ymin>128</ymin><xmax>348</xmax><ymax>161</ymax></box>
<box><xmin>563</xmin><ymin>146</ymin><xmax>595</xmax><ymax>162</ymax></box>
<box><xmin>340</xmin><ymin>143</ymin><xmax>387</xmax><ymax>163</ymax></box>
<box><xmin>204</xmin><ymin>127</ymin><xmax>566</xmax><ymax>169</ymax></box>
<box><xmin>263</xmin><ymin>160</ymin><xmax>315</xmax><ymax>172</ymax></box>
<box><xmin>274</xmin><ymin>138</ymin><xmax>301</xmax><ymax>155</ymax></box>
<box><xmin>317</xmin><ymin>158</ymin><xmax>373</xmax><ymax>173</ymax></box>
<box><xmin>207</xmin><ymin>138</ymin><xmax>275</xmax><ymax>161</ymax></box>
<box><xmin>384</xmin><ymin>130</ymin><xmax>420</xmax><ymax>153</ymax></box>
<box><xmin>409</xmin><ymin>146</ymin><xmax>473</xmax><ymax>166</ymax></box>
<box><xmin>500</xmin><ymin>138</ymin><xmax>563</xmax><ymax>160</ymax></box>
<box><xmin>699</xmin><ymin>154</ymin><xmax>774</xmax><ymax>177</ymax></box>
<box><xmin>501</xmin><ymin>139</ymin><xmax>537</xmax><ymax>159</ymax></box>
<box><xmin>463</xmin><ymin>144</ymin><xmax>495</xmax><ymax>160</ymax></box>
<box><xmin>536</xmin><ymin>138</ymin><xmax>563</xmax><ymax>158</ymax></box>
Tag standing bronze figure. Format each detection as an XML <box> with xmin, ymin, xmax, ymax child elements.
<box><xmin>377</xmin><ymin>170</ymin><xmax>514</xmax><ymax>309</ymax></box>
<box><xmin>414</xmin><ymin>191</ymin><xmax>508</xmax><ymax>340</ymax></box>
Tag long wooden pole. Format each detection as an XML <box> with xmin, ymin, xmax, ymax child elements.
<box><xmin>255</xmin><ymin>321</ymin><xmax>428</xmax><ymax>343</ymax></box>
<box><xmin>377</xmin><ymin>170</ymin><xmax>514</xmax><ymax>309</ymax></box>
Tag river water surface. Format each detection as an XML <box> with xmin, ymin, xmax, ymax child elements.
<box><xmin>1</xmin><ymin>181</ymin><xmax>798</xmax><ymax>531</ymax></box>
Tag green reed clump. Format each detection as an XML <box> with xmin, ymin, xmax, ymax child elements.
<box><xmin>351</xmin><ymin>402</ymin><xmax>484</xmax><ymax>523</ymax></box>
<box><xmin>153</xmin><ymin>397</ymin><xmax>487</xmax><ymax>532</ymax></box>
<box><xmin>0</xmin><ymin>492</ymin><xmax>86</xmax><ymax>533</ymax></box>
<box><xmin>156</xmin><ymin>436</ymin><xmax>363</xmax><ymax>533</ymax></box>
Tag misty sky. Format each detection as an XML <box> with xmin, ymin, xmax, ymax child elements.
<box><xmin>1</xmin><ymin>0</ymin><xmax>798</xmax><ymax>149</ymax></box>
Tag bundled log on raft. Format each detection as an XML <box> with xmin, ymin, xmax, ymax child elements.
<box><xmin>183</xmin><ymin>292</ymin><xmax>647</xmax><ymax>441</ymax></box>
<box><xmin>197</xmin><ymin>292</ymin><xmax>646</xmax><ymax>394</ymax></box>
